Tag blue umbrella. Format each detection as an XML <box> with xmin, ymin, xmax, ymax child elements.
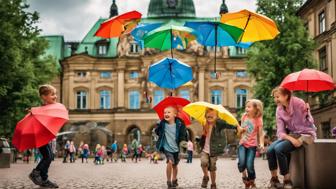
<box><xmin>131</xmin><ymin>23</ymin><xmax>162</xmax><ymax>49</ymax></box>
<box><xmin>148</xmin><ymin>58</ymin><xmax>193</xmax><ymax>89</ymax></box>
<box><xmin>185</xmin><ymin>21</ymin><xmax>252</xmax><ymax>73</ymax></box>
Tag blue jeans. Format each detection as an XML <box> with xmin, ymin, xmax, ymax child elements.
<box><xmin>36</xmin><ymin>144</ymin><xmax>53</xmax><ymax>181</ymax></box>
<box><xmin>237</xmin><ymin>145</ymin><xmax>257</xmax><ymax>180</ymax></box>
<box><xmin>187</xmin><ymin>150</ymin><xmax>193</xmax><ymax>163</ymax></box>
<box><xmin>267</xmin><ymin>139</ymin><xmax>298</xmax><ymax>176</ymax></box>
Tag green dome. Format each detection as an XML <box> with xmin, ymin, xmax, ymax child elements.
<box><xmin>147</xmin><ymin>0</ymin><xmax>196</xmax><ymax>18</ymax></box>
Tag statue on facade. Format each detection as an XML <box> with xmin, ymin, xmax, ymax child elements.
<box><xmin>185</xmin><ymin>40</ymin><xmax>204</xmax><ymax>56</ymax></box>
<box><xmin>117</xmin><ymin>34</ymin><xmax>132</xmax><ymax>57</ymax></box>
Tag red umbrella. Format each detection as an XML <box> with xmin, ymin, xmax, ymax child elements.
<box><xmin>12</xmin><ymin>103</ymin><xmax>69</xmax><ymax>152</ymax></box>
<box><xmin>153</xmin><ymin>96</ymin><xmax>191</xmax><ymax>126</ymax></box>
<box><xmin>280</xmin><ymin>69</ymin><xmax>335</xmax><ymax>92</ymax></box>
<box><xmin>95</xmin><ymin>10</ymin><xmax>142</xmax><ymax>38</ymax></box>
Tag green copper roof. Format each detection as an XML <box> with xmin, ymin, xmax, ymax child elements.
<box><xmin>43</xmin><ymin>35</ymin><xmax>64</xmax><ymax>61</ymax></box>
<box><xmin>148</xmin><ymin>0</ymin><xmax>196</xmax><ymax>18</ymax></box>
<box><xmin>76</xmin><ymin>18</ymin><xmax>118</xmax><ymax>57</ymax></box>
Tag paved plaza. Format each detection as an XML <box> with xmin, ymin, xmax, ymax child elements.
<box><xmin>0</xmin><ymin>157</ymin><xmax>273</xmax><ymax>189</ymax></box>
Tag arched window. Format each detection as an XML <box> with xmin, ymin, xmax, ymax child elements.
<box><xmin>129</xmin><ymin>90</ymin><xmax>140</xmax><ymax>109</ymax></box>
<box><xmin>76</xmin><ymin>91</ymin><xmax>87</xmax><ymax>109</ymax></box>
<box><xmin>100</xmin><ymin>90</ymin><xmax>111</xmax><ymax>109</ymax></box>
<box><xmin>153</xmin><ymin>90</ymin><xmax>164</xmax><ymax>106</ymax></box>
<box><xmin>211</xmin><ymin>90</ymin><xmax>222</xmax><ymax>105</ymax></box>
<box><xmin>236</xmin><ymin>88</ymin><xmax>248</xmax><ymax>108</ymax></box>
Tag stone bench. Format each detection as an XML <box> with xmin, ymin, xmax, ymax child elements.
<box><xmin>290</xmin><ymin>139</ymin><xmax>336</xmax><ymax>189</ymax></box>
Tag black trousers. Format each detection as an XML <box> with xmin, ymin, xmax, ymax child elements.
<box><xmin>36</xmin><ymin>144</ymin><xmax>53</xmax><ymax>181</ymax></box>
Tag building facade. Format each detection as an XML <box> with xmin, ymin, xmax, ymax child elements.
<box><xmin>45</xmin><ymin>0</ymin><xmax>253</xmax><ymax>148</ymax></box>
<box><xmin>298</xmin><ymin>0</ymin><xmax>336</xmax><ymax>138</ymax></box>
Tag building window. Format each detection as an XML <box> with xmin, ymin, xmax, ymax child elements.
<box><xmin>100</xmin><ymin>90</ymin><xmax>111</xmax><ymax>109</ymax></box>
<box><xmin>321</xmin><ymin>121</ymin><xmax>331</xmax><ymax>139</ymax></box>
<box><xmin>211</xmin><ymin>90</ymin><xmax>222</xmax><ymax>105</ymax></box>
<box><xmin>236</xmin><ymin>88</ymin><xmax>247</xmax><ymax>108</ymax></box>
<box><xmin>76</xmin><ymin>71</ymin><xmax>86</xmax><ymax>77</ymax></box>
<box><xmin>319</xmin><ymin>11</ymin><xmax>326</xmax><ymax>34</ymax></box>
<box><xmin>129</xmin><ymin>71</ymin><xmax>139</xmax><ymax>79</ymax></box>
<box><xmin>236</xmin><ymin>70</ymin><xmax>248</xmax><ymax>78</ymax></box>
<box><xmin>153</xmin><ymin>90</ymin><xmax>164</xmax><ymax>106</ymax></box>
<box><xmin>130</xmin><ymin>42</ymin><xmax>140</xmax><ymax>54</ymax></box>
<box><xmin>100</xmin><ymin>72</ymin><xmax>111</xmax><ymax>79</ymax></box>
<box><xmin>179</xmin><ymin>89</ymin><xmax>190</xmax><ymax>100</ymax></box>
<box><xmin>129</xmin><ymin>90</ymin><xmax>140</xmax><ymax>109</ymax></box>
<box><xmin>76</xmin><ymin>91</ymin><xmax>87</xmax><ymax>109</ymax></box>
<box><xmin>236</xmin><ymin>47</ymin><xmax>247</xmax><ymax>55</ymax></box>
<box><xmin>210</xmin><ymin>72</ymin><xmax>217</xmax><ymax>79</ymax></box>
<box><xmin>319</xmin><ymin>47</ymin><xmax>327</xmax><ymax>71</ymax></box>
<box><xmin>97</xmin><ymin>44</ymin><xmax>107</xmax><ymax>55</ymax></box>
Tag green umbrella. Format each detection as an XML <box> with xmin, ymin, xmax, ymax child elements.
<box><xmin>143</xmin><ymin>21</ymin><xmax>197</xmax><ymax>58</ymax></box>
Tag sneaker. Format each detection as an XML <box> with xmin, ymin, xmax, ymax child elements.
<box><xmin>201</xmin><ymin>176</ymin><xmax>209</xmax><ymax>188</ymax></box>
<box><xmin>268</xmin><ymin>176</ymin><xmax>282</xmax><ymax>189</ymax></box>
<box><xmin>172</xmin><ymin>179</ymin><xmax>178</xmax><ymax>188</ymax></box>
<box><xmin>283</xmin><ymin>180</ymin><xmax>293</xmax><ymax>189</ymax></box>
<box><xmin>40</xmin><ymin>179</ymin><xmax>59</xmax><ymax>188</ymax></box>
<box><xmin>242</xmin><ymin>177</ymin><xmax>250</xmax><ymax>189</ymax></box>
<box><xmin>167</xmin><ymin>181</ymin><xmax>172</xmax><ymax>189</ymax></box>
<box><xmin>210</xmin><ymin>183</ymin><xmax>217</xmax><ymax>189</ymax></box>
<box><xmin>28</xmin><ymin>169</ymin><xmax>43</xmax><ymax>186</ymax></box>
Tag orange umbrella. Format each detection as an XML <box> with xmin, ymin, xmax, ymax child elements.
<box><xmin>12</xmin><ymin>103</ymin><xmax>69</xmax><ymax>151</ymax></box>
<box><xmin>220</xmin><ymin>9</ymin><xmax>280</xmax><ymax>42</ymax></box>
<box><xmin>95</xmin><ymin>10</ymin><xmax>142</xmax><ymax>38</ymax></box>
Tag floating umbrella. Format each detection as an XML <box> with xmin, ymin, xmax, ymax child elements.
<box><xmin>148</xmin><ymin>57</ymin><xmax>193</xmax><ymax>89</ymax></box>
<box><xmin>183</xmin><ymin>101</ymin><xmax>238</xmax><ymax>126</ymax></box>
<box><xmin>153</xmin><ymin>96</ymin><xmax>191</xmax><ymax>125</ymax></box>
<box><xmin>95</xmin><ymin>10</ymin><xmax>142</xmax><ymax>38</ymax></box>
<box><xmin>143</xmin><ymin>21</ymin><xmax>197</xmax><ymax>58</ymax></box>
<box><xmin>131</xmin><ymin>22</ymin><xmax>162</xmax><ymax>49</ymax></box>
<box><xmin>221</xmin><ymin>9</ymin><xmax>280</xmax><ymax>43</ymax></box>
<box><xmin>12</xmin><ymin>103</ymin><xmax>69</xmax><ymax>151</ymax></box>
<box><xmin>185</xmin><ymin>21</ymin><xmax>252</xmax><ymax>73</ymax></box>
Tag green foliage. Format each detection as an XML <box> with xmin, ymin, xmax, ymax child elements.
<box><xmin>247</xmin><ymin>0</ymin><xmax>316</xmax><ymax>136</ymax></box>
<box><xmin>0</xmin><ymin>0</ymin><xmax>58</xmax><ymax>138</ymax></box>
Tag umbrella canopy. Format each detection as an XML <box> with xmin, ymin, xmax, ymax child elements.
<box><xmin>185</xmin><ymin>21</ymin><xmax>252</xmax><ymax>73</ymax></box>
<box><xmin>184</xmin><ymin>21</ymin><xmax>251</xmax><ymax>48</ymax></box>
<box><xmin>12</xmin><ymin>103</ymin><xmax>69</xmax><ymax>152</ymax></box>
<box><xmin>280</xmin><ymin>69</ymin><xmax>335</xmax><ymax>92</ymax></box>
<box><xmin>131</xmin><ymin>23</ymin><xmax>162</xmax><ymax>48</ymax></box>
<box><xmin>148</xmin><ymin>57</ymin><xmax>193</xmax><ymax>89</ymax></box>
<box><xmin>153</xmin><ymin>96</ymin><xmax>191</xmax><ymax>125</ymax></box>
<box><xmin>183</xmin><ymin>101</ymin><xmax>239</xmax><ymax>126</ymax></box>
<box><xmin>95</xmin><ymin>10</ymin><xmax>142</xmax><ymax>38</ymax></box>
<box><xmin>143</xmin><ymin>21</ymin><xmax>197</xmax><ymax>57</ymax></box>
<box><xmin>220</xmin><ymin>9</ymin><xmax>280</xmax><ymax>42</ymax></box>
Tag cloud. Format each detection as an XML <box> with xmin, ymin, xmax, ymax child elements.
<box><xmin>27</xmin><ymin>0</ymin><xmax>256</xmax><ymax>41</ymax></box>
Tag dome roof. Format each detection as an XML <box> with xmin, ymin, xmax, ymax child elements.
<box><xmin>147</xmin><ymin>0</ymin><xmax>196</xmax><ymax>18</ymax></box>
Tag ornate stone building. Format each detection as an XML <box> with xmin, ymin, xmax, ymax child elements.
<box><xmin>45</xmin><ymin>0</ymin><xmax>253</xmax><ymax>148</ymax></box>
<box><xmin>297</xmin><ymin>0</ymin><xmax>336</xmax><ymax>138</ymax></box>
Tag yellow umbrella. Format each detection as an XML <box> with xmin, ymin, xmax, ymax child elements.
<box><xmin>182</xmin><ymin>101</ymin><xmax>239</xmax><ymax>126</ymax></box>
<box><xmin>220</xmin><ymin>9</ymin><xmax>280</xmax><ymax>43</ymax></box>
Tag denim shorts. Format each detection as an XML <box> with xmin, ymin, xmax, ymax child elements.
<box><xmin>164</xmin><ymin>150</ymin><xmax>180</xmax><ymax>165</ymax></box>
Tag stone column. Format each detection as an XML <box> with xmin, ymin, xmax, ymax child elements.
<box><xmin>117</xmin><ymin>68</ymin><xmax>125</xmax><ymax>108</ymax></box>
<box><xmin>198</xmin><ymin>68</ymin><xmax>205</xmax><ymax>101</ymax></box>
<box><xmin>228</xmin><ymin>78</ymin><xmax>234</xmax><ymax>107</ymax></box>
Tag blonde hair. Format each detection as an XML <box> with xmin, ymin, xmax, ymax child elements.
<box><xmin>246</xmin><ymin>99</ymin><xmax>263</xmax><ymax>118</ymax></box>
<box><xmin>39</xmin><ymin>84</ymin><xmax>56</xmax><ymax>96</ymax></box>
<box><xmin>164</xmin><ymin>106</ymin><xmax>178</xmax><ymax>114</ymax></box>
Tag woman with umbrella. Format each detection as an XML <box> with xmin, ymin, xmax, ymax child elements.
<box><xmin>267</xmin><ymin>87</ymin><xmax>316</xmax><ymax>189</ymax></box>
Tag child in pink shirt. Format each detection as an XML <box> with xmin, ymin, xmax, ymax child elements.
<box><xmin>238</xmin><ymin>99</ymin><xmax>264</xmax><ymax>189</ymax></box>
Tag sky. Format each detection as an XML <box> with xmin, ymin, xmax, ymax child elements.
<box><xmin>27</xmin><ymin>0</ymin><xmax>257</xmax><ymax>41</ymax></box>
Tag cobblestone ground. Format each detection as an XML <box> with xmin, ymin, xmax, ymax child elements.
<box><xmin>0</xmin><ymin>157</ymin><xmax>273</xmax><ymax>189</ymax></box>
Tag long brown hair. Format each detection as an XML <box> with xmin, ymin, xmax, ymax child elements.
<box><xmin>271</xmin><ymin>86</ymin><xmax>292</xmax><ymax>102</ymax></box>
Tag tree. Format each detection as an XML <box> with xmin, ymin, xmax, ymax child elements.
<box><xmin>246</xmin><ymin>0</ymin><xmax>316</xmax><ymax>135</ymax></box>
<box><xmin>0</xmin><ymin>0</ymin><xmax>58</xmax><ymax>138</ymax></box>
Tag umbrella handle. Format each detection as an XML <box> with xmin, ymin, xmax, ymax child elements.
<box><xmin>170</xmin><ymin>29</ymin><xmax>174</xmax><ymax>58</ymax></box>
